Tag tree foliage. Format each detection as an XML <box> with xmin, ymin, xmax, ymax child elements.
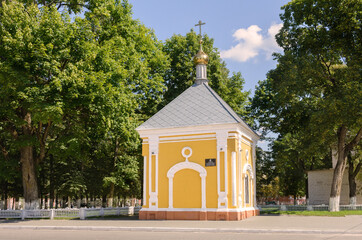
<box><xmin>161</xmin><ymin>30</ymin><xmax>250</xmax><ymax>119</ymax></box>
<box><xmin>251</xmin><ymin>0</ymin><xmax>361</xmax><ymax>209</ymax></box>
<box><xmin>0</xmin><ymin>0</ymin><xmax>166</xmax><ymax>208</ymax></box>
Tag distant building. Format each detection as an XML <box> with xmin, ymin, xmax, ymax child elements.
<box><xmin>308</xmin><ymin>150</ymin><xmax>362</xmax><ymax>205</ymax></box>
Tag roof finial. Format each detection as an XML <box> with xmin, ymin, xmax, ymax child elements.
<box><xmin>193</xmin><ymin>20</ymin><xmax>209</xmax><ymax>84</ymax></box>
<box><xmin>195</xmin><ymin>20</ymin><xmax>205</xmax><ymax>38</ymax></box>
<box><xmin>195</xmin><ymin>20</ymin><xmax>206</xmax><ymax>49</ymax></box>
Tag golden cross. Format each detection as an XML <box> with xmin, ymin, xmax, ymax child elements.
<box><xmin>195</xmin><ymin>20</ymin><xmax>206</xmax><ymax>37</ymax></box>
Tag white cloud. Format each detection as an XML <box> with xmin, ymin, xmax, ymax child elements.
<box><xmin>220</xmin><ymin>23</ymin><xmax>283</xmax><ymax>62</ymax></box>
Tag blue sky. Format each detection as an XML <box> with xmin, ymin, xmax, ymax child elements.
<box><xmin>129</xmin><ymin>0</ymin><xmax>290</xmax><ymax>150</ymax></box>
<box><xmin>129</xmin><ymin>0</ymin><xmax>290</xmax><ymax>94</ymax></box>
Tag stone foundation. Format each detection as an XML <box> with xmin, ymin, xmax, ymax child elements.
<box><xmin>139</xmin><ymin>209</ymin><xmax>259</xmax><ymax>221</ymax></box>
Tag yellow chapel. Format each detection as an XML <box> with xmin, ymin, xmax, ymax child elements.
<box><xmin>136</xmin><ymin>25</ymin><xmax>260</xmax><ymax>220</ymax></box>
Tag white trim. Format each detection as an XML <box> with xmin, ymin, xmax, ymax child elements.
<box><xmin>148</xmin><ymin>136</ymin><xmax>159</xmax><ymax>209</ymax></box>
<box><xmin>240</xmin><ymin>139</ymin><xmax>252</xmax><ymax>146</ymax></box>
<box><xmin>224</xmin><ymin>150</ymin><xmax>228</xmax><ymax>195</ymax></box>
<box><xmin>159</xmin><ymin>138</ymin><xmax>216</xmax><ymax>144</ymax></box>
<box><xmin>181</xmin><ymin>147</ymin><xmax>192</xmax><ymax>161</ymax></box>
<box><xmin>243</xmin><ymin>164</ymin><xmax>254</xmax><ymax>179</ymax></box>
<box><xmin>231</xmin><ymin>152</ymin><xmax>237</xmax><ymax>207</ymax></box>
<box><xmin>238</xmin><ymin>141</ymin><xmax>242</xmax><ymax>207</ymax></box>
<box><xmin>252</xmin><ymin>142</ymin><xmax>257</xmax><ymax>207</ymax></box>
<box><xmin>241</xmin><ymin>134</ymin><xmax>253</xmax><ymax>142</ymax></box>
<box><xmin>137</xmin><ymin>123</ymin><xmax>259</xmax><ymax>141</ymax></box>
<box><xmin>159</xmin><ymin>134</ymin><xmax>216</xmax><ymax>141</ymax></box>
<box><xmin>216</xmin><ymin>131</ymin><xmax>228</xmax><ymax>208</ymax></box>
<box><xmin>143</xmin><ymin>156</ymin><xmax>147</xmax><ymax>206</ymax></box>
<box><xmin>167</xmin><ymin>161</ymin><xmax>207</xmax><ymax>209</ymax></box>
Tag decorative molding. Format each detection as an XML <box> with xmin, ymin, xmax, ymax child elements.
<box><xmin>218</xmin><ymin>192</ymin><xmax>228</xmax><ymax>209</ymax></box>
<box><xmin>159</xmin><ymin>134</ymin><xmax>216</xmax><ymax>142</ymax></box>
<box><xmin>245</xmin><ymin>149</ymin><xmax>249</xmax><ymax>163</ymax></box>
<box><xmin>252</xmin><ymin>142</ymin><xmax>257</xmax><ymax>207</ymax></box>
<box><xmin>149</xmin><ymin>136</ymin><xmax>159</xmax><ymax>155</ymax></box>
<box><xmin>148</xmin><ymin>136</ymin><xmax>159</xmax><ymax>209</ymax></box>
<box><xmin>143</xmin><ymin>156</ymin><xmax>147</xmax><ymax>206</ymax></box>
<box><xmin>238</xmin><ymin>146</ymin><xmax>242</xmax><ymax>207</ymax></box>
<box><xmin>167</xmin><ymin>148</ymin><xmax>207</xmax><ymax>210</ymax></box>
<box><xmin>231</xmin><ymin>152</ymin><xmax>237</xmax><ymax>207</ymax></box>
<box><xmin>243</xmin><ymin>164</ymin><xmax>254</xmax><ymax>179</ymax></box>
<box><xmin>181</xmin><ymin>147</ymin><xmax>192</xmax><ymax>162</ymax></box>
<box><xmin>216</xmin><ymin>131</ymin><xmax>228</xmax><ymax>150</ymax></box>
<box><xmin>216</xmin><ymin>131</ymin><xmax>228</xmax><ymax>208</ymax></box>
<box><xmin>167</xmin><ymin>162</ymin><xmax>207</xmax><ymax>179</ymax></box>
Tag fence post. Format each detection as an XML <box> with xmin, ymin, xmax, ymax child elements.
<box><xmin>100</xmin><ymin>208</ymin><xmax>104</xmax><ymax>217</ymax></box>
<box><xmin>128</xmin><ymin>206</ymin><xmax>134</xmax><ymax>215</ymax></box>
<box><xmin>79</xmin><ymin>208</ymin><xmax>86</xmax><ymax>220</ymax></box>
<box><xmin>280</xmin><ymin>205</ymin><xmax>287</xmax><ymax>211</ymax></box>
<box><xmin>116</xmin><ymin>207</ymin><xmax>120</xmax><ymax>216</ymax></box>
<box><xmin>21</xmin><ymin>210</ymin><xmax>26</xmax><ymax>220</ymax></box>
<box><xmin>50</xmin><ymin>209</ymin><xmax>55</xmax><ymax>220</ymax></box>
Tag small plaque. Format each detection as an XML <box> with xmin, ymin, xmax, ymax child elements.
<box><xmin>205</xmin><ymin>158</ymin><xmax>216</xmax><ymax>167</ymax></box>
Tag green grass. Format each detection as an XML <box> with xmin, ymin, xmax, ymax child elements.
<box><xmin>261</xmin><ymin>209</ymin><xmax>362</xmax><ymax>217</ymax></box>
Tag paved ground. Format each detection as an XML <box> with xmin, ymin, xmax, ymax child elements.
<box><xmin>1</xmin><ymin>229</ymin><xmax>362</xmax><ymax>240</ymax></box>
<box><xmin>0</xmin><ymin>215</ymin><xmax>362</xmax><ymax>240</ymax></box>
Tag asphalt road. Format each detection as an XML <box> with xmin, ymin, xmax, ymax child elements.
<box><xmin>0</xmin><ymin>229</ymin><xmax>362</xmax><ymax>240</ymax></box>
<box><xmin>1</xmin><ymin>215</ymin><xmax>362</xmax><ymax>240</ymax></box>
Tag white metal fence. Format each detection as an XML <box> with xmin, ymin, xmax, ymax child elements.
<box><xmin>0</xmin><ymin>206</ymin><xmax>141</xmax><ymax>220</ymax></box>
<box><xmin>258</xmin><ymin>205</ymin><xmax>362</xmax><ymax>211</ymax></box>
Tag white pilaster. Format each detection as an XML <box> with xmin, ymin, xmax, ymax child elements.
<box><xmin>216</xmin><ymin>131</ymin><xmax>228</xmax><ymax>208</ymax></box>
<box><xmin>252</xmin><ymin>141</ymin><xmax>257</xmax><ymax>207</ymax></box>
<box><xmin>231</xmin><ymin>151</ymin><xmax>237</xmax><ymax>207</ymax></box>
<box><xmin>143</xmin><ymin>156</ymin><xmax>147</xmax><ymax>206</ymax></box>
<box><xmin>238</xmin><ymin>139</ymin><xmax>242</xmax><ymax>207</ymax></box>
<box><xmin>148</xmin><ymin>136</ymin><xmax>159</xmax><ymax>209</ymax></box>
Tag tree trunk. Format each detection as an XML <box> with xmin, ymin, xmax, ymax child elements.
<box><xmin>330</xmin><ymin>127</ymin><xmax>362</xmax><ymax>211</ymax></box>
<box><xmin>102</xmin><ymin>195</ymin><xmax>107</xmax><ymax>208</ymax></box>
<box><xmin>49</xmin><ymin>155</ymin><xmax>55</xmax><ymax>209</ymax></box>
<box><xmin>107</xmin><ymin>183</ymin><xmax>114</xmax><ymax>207</ymax></box>
<box><xmin>20</xmin><ymin>145</ymin><xmax>39</xmax><ymax>210</ymax></box>
<box><xmin>4</xmin><ymin>185</ymin><xmax>8</xmax><ymax>210</ymax></box>
<box><xmin>68</xmin><ymin>196</ymin><xmax>72</xmax><ymax>208</ymax></box>
<box><xmin>20</xmin><ymin>112</ymin><xmax>39</xmax><ymax>210</ymax></box>
<box><xmin>348</xmin><ymin>153</ymin><xmax>361</xmax><ymax>206</ymax></box>
<box><xmin>329</xmin><ymin>126</ymin><xmax>348</xmax><ymax>212</ymax></box>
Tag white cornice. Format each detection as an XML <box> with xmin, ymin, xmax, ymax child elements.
<box><xmin>137</xmin><ymin>123</ymin><xmax>259</xmax><ymax>140</ymax></box>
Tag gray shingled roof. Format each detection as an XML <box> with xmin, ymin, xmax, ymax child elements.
<box><xmin>137</xmin><ymin>82</ymin><xmax>248</xmax><ymax>130</ymax></box>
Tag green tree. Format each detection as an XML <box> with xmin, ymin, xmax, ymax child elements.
<box><xmin>0</xmin><ymin>0</ymin><xmax>167</xmax><ymax>209</ymax></box>
<box><xmin>255</xmin><ymin>147</ymin><xmax>279</xmax><ymax>203</ymax></box>
<box><xmin>252</xmin><ymin>0</ymin><xmax>361</xmax><ymax>211</ymax></box>
<box><xmin>161</xmin><ymin>30</ymin><xmax>250</xmax><ymax>119</ymax></box>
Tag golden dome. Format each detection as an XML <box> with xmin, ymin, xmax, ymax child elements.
<box><xmin>193</xmin><ymin>41</ymin><xmax>209</xmax><ymax>65</ymax></box>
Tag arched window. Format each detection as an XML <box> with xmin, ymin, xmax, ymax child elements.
<box><xmin>245</xmin><ymin>174</ymin><xmax>249</xmax><ymax>204</ymax></box>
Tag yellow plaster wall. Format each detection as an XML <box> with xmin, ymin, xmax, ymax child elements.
<box><xmin>158</xmin><ymin>138</ymin><xmax>217</xmax><ymax>209</ymax></box>
<box><xmin>173</xmin><ymin>169</ymin><xmax>201</xmax><ymax>208</ymax></box>
<box><xmin>141</xmin><ymin>133</ymin><xmax>256</xmax><ymax>210</ymax></box>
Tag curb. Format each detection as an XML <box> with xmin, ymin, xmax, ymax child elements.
<box><xmin>0</xmin><ymin>225</ymin><xmax>361</xmax><ymax>235</ymax></box>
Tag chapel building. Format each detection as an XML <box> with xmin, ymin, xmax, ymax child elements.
<box><xmin>136</xmin><ymin>29</ymin><xmax>260</xmax><ymax>220</ymax></box>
